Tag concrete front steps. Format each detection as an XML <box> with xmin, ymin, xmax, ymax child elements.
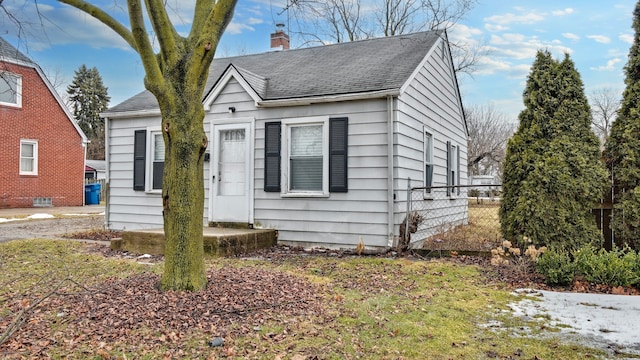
<box><xmin>111</xmin><ymin>226</ymin><xmax>277</xmax><ymax>256</ymax></box>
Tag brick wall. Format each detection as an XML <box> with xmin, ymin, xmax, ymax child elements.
<box><xmin>0</xmin><ymin>62</ymin><xmax>85</xmax><ymax>208</ymax></box>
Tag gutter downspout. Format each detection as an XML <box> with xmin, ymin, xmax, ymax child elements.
<box><xmin>83</xmin><ymin>140</ymin><xmax>88</xmax><ymax>206</ymax></box>
<box><xmin>387</xmin><ymin>95</ymin><xmax>395</xmax><ymax>248</ymax></box>
<box><xmin>104</xmin><ymin>116</ymin><xmax>110</xmax><ymax>229</ymax></box>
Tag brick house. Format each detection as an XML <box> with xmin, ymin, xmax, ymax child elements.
<box><xmin>0</xmin><ymin>37</ymin><xmax>88</xmax><ymax>208</ymax></box>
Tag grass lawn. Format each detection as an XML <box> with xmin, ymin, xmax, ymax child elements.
<box><xmin>0</xmin><ymin>239</ymin><xmax>605</xmax><ymax>359</ymax></box>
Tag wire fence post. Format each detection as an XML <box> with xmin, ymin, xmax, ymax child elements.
<box><xmin>405</xmin><ymin>178</ymin><xmax>412</xmax><ymax>244</ymax></box>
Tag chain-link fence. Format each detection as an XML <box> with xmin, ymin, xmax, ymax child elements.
<box><xmin>402</xmin><ymin>184</ymin><xmax>503</xmax><ymax>255</ymax></box>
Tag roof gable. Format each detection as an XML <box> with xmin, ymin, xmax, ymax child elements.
<box><xmin>106</xmin><ymin>31</ymin><xmax>443</xmax><ymax>114</ymax></box>
<box><xmin>0</xmin><ymin>36</ymin><xmax>88</xmax><ymax>143</ymax></box>
<box><xmin>203</xmin><ymin>64</ymin><xmax>264</xmax><ymax>111</ymax></box>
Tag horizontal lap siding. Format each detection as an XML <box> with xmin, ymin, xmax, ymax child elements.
<box><xmin>395</xmin><ymin>40</ymin><xmax>468</xmax><ymax>242</ymax></box>
<box><xmin>107</xmin><ymin>116</ymin><xmax>211</xmax><ymax>231</ymax></box>
<box><xmin>251</xmin><ymin>99</ymin><xmax>390</xmax><ymax>248</ymax></box>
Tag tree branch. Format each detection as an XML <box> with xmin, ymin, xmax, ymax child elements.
<box><xmin>126</xmin><ymin>0</ymin><xmax>165</xmax><ymax>98</ymax></box>
<box><xmin>57</xmin><ymin>0</ymin><xmax>136</xmax><ymax>50</ymax></box>
<box><xmin>144</xmin><ymin>0</ymin><xmax>180</xmax><ymax>68</ymax></box>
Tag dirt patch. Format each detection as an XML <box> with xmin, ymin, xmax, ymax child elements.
<box><xmin>0</xmin><ymin>215</ymin><xmax>105</xmax><ymax>243</ymax></box>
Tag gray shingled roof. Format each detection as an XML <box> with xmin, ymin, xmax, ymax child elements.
<box><xmin>0</xmin><ymin>37</ymin><xmax>33</xmax><ymax>64</ymax></box>
<box><xmin>107</xmin><ymin>31</ymin><xmax>442</xmax><ymax>113</ymax></box>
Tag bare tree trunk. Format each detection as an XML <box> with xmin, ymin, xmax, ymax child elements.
<box><xmin>159</xmin><ymin>103</ymin><xmax>208</xmax><ymax>291</ymax></box>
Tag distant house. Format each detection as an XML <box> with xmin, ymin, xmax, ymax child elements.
<box><xmin>0</xmin><ymin>37</ymin><xmax>88</xmax><ymax>208</ymax></box>
<box><xmin>469</xmin><ymin>175</ymin><xmax>501</xmax><ymax>196</ymax></box>
<box><xmin>85</xmin><ymin>160</ymin><xmax>106</xmax><ymax>180</ymax></box>
<box><xmin>101</xmin><ymin>30</ymin><xmax>468</xmax><ymax>249</ymax></box>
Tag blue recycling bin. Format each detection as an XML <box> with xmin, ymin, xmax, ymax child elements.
<box><xmin>85</xmin><ymin>183</ymin><xmax>101</xmax><ymax>205</ymax></box>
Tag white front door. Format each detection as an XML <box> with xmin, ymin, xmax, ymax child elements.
<box><xmin>210</xmin><ymin>122</ymin><xmax>252</xmax><ymax>223</ymax></box>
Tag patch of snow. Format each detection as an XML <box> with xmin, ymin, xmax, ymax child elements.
<box><xmin>137</xmin><ymin>254</ymin><xmax>152</xmax><ymax>259</ymax></box>
<box><xmin>510</xmin><ymin>289</ymin><xmax>640</xmax><ymax>354</ymax></box>
<box><xmin>27</xmin><ymin>213</ymin><xmax>55</xmax><ymax>219</ymax></box>
<box><xmin>0</xmin><ymin>217</ymin><xmax>26</xmax><ymax>223</ymax></box>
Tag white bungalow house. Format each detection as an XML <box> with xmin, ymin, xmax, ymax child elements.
<box><xmin>101</xmin><ymin>30</ymin><xmax>468</xmax><ymax>250</ymax></box>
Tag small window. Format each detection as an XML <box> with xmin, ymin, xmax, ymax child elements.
<box><xmin>289</xmin><ymin>124</ymin><xmax>323</xmax><ymax>191</ymax></box>
<box><xmin>0</xmin><ymin>72</ymin><xmax>22</xmax><ymax>107</ymax></box>
<box><xmin>132</xmin><ymin>128</ymin><xmax>164</xmax><ymax>192</ymax></box>
<box><xmin>446</xmin><ymin>141</ymin><xmax>461</xmax><ymax>197</ymax></box>
<box><xmin>20</xmin><ymin>140</ymin><xmax>37</xmax><ymax>175</ymax></box>
<box><xmin>151</xmin><ymin>132</ymin><xmax>165</xmax><ymax>190</ymax></box>
<box><xmin>424</xmin><ymin>131</ymin><xmax>433</xmax><ymax>193</ymax></box>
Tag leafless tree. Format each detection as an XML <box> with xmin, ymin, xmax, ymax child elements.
<box><xmin>589</xmin><ymin>87</ymin><xmax>620</xmax><ymax>145</ymax></box>
<box><xmin>289</xmin><ymin>0</ymin><xmax>374</xmax><ymax>45</ymax></box>
<box><xmin>288</xmin><ymin>0</ymin><xmax>481</xmax><ymax>75</ymax></box>
<box><xmin>466</xmin><ymin>104</ymin><xmax>515</xmax><ymax>178</ymax></box>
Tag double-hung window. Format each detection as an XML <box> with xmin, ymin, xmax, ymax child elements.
<box><xmin>446</xmin><ymin>141</ymin><xmax>460</xmax><ymax>197</ymax></box>
<box><xmin>150</xmin><ymin>131</ymin><xmax>165</xmax><ymax>190</ymax></box>
<box><xmin>289</xmin><ymin>123</ymin><xmax>324</xmax><ymax>192</ymax></box>
<box><xmin>424</xmin><ymin>130</ymin><xmax>433</xmax><ymax>194</ymax></box>
<box><xmin>20</xmin><ymin>140</ymin><xmax>37</xmax><ymax>175</ymax></box>
<box><xmin>264</xmin><ymin>116</ymin><xmax>348</xmax><ymax>196</ymax></box>
<box><xmin>0</xmin><ymin>72</ymin><xmax>22</xmax><ymax>107</ymax></box>
<box><xmin>132</xmin><ymin>128</ymin><xmax>164</xmax><ymax>192</ymax></box>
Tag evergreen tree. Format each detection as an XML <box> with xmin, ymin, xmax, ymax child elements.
<box><xmin>500</xmin><ymin>51</ymin><xmax>609</xmax><ymax>252</ymax></box>
<box><xmin>67</xmin><ymin>65</ymin><xmax>110</xmax><ymax>159</ymax></box>
<box><xmin>603</xmin><ymin>1</ymin><xmax>640</xmax><ymax>249</ymax></box>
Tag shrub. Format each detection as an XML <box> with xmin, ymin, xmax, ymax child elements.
<box><xmin>573</xmin><ymin>245</ymin><xmax>640</xmax><ymax>287</ymax></box>
<box><xmin>536</xmin><ymin>248</ymin><xmax>575</xmax><ymax>285</ymax></box>
<box><xmin>468</xmin><ymin>189</ymin><xmax>480</xmax><ymax>198</ymax></box>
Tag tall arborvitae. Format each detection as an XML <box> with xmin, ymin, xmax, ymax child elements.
<box><xmin>67</xmin><ymin>65</ymin><xmax>110</xmax><ymax>160</ymax></box>
<box><xmin>603</xmin><ymin>1</ymin><xmax>640</xmax><ymax>249</ymax></box>
<box><xmin>500</xmin><ymin>51</ymin><xmax>609</xmax><ymax>251</ymax></box>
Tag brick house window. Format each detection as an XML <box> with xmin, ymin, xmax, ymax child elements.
<box><xmin>20</xmin><ymin>139</ymin><xmax>38</xmax><ymax>175</ymax></box>
<box><xmin>0</xmin><ymin>72</ymin><xmax>22</xmax><ymax>107</ymax></box>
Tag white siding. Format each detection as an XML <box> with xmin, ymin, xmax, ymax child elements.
<box><xmin>394</xmin><ymin>38</ymin><xmax>468</xmax><ymax>247</ymax></box>
<box><xmin>106</xmin><ymin>115</ymin><xmax>211</xmax><ymax>230</ymax></box>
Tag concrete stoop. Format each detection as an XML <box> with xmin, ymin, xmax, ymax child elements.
<box><xmin>111</xmin><ymin>227</ymin><xmax>277</xmax><ymax>256</ymax></box>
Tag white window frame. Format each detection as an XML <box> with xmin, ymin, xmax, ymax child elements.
<box><xmin>448</xmin><ymin>141</ymin><xmax>460</xmax><ymax>198</ymax></box>
<box><xmin>281</xmin><ymin>116</ymin><xmax>329</xmax><ymax>197</ymax></box>
<box><xmin>19</xmin><ymin>139</ymin><xmax>38</xmax><ymax>175</ymax></box>
<box><xmin>145</xmin><ymin>127</ymin><xmax>164</xmax><ymax>193</ymax></box>
<box><xmin>424</xmin><ymin>129</ymin><xmax>434</xmax><ymax>198</ymax></box>
<box><xmin>0</xmin><ymin>72</ymin><xmax>22</xmax><ymax>108</ymax></box>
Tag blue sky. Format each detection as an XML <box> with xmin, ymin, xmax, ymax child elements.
<box><xmin>0</xmin><ymin>0</ymin><xmax>636</xmax><ymax>121</ymax></box>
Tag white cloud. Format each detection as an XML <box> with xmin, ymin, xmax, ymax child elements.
<box><xmin>587</xmin><ymin>35</ymin><xmax>611</xmax><ymax>44</ymax></box>
<box><xmin>591</xmin><ymin>58</ymin><xmax>622</xmax><ymax>71</ymax></box>
<box><xmin>484</xmin><ymin>12</ymin><xmax>545</xmax><ymax>25</ymax></box>
<box><xmin>448</xmin><ymin>24</ymin><xmax>483</xmax><ymax>41</ymax></box>
<box><xmin>247</xmin><ymin>17</ymin><xmax>264</xmax><ymax>25</ymax></box>
<box><xmin>485</xmin><ymin>24</ymin><xmax>508</xmax><ymax>32</ymax></box>
<box><xmin>225</xmin><ymin>22</ymin><xmax>256</xmax><ymax>35</ymax></box>
<box><xmin>562</xmin><ymin>33</ymin><xmax>580</xmax><ymax>41</ymax></box>
<box><xmin>620</xmin><ymin>33</ymin><xmax>634</xmax><ymax>44</ymax></box>
<box><xmin>552</xmin><ymin>8</ymin><xmax>574</xmax><ymax>16</ymax></box>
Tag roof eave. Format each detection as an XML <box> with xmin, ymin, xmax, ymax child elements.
<box><xmin>100</xmin><ymin>108</ymin><xmax>162</xmax><ymax>119</ymax></box>
<box><xmin>257</xmin><ymin>89</ymin><xmax>400</xmax><ymax>107</ymax></box>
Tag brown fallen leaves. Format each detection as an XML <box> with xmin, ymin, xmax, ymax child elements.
<box><xmin>1</xmin><ymin>266</ymin><xmax>323</xmax><ymax>358</ymax></box>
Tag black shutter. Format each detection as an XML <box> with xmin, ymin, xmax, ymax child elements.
<box><xmin>446</xmin><ymin>140</ymin><xmax>451</xmax><ymax>196</ymax></box>
<box><xmin>133</xmin><ymin>130</ymin><xmax>146</xmax><ymax>191</ymax></box>
<box><xmin>329</xmin><ymin>117</ymin><xmax>348</xmax><ymax>192</ymax></box>
<box><xmin>264</xmin><ymin>121</ymin><xmax>281</xmax><ymax>192</ymax></box>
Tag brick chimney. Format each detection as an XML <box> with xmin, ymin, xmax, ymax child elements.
<box><xmin>270</xmin><ymin>23</ymin><xmax>290</xmax><ymax>50</ymax></box>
